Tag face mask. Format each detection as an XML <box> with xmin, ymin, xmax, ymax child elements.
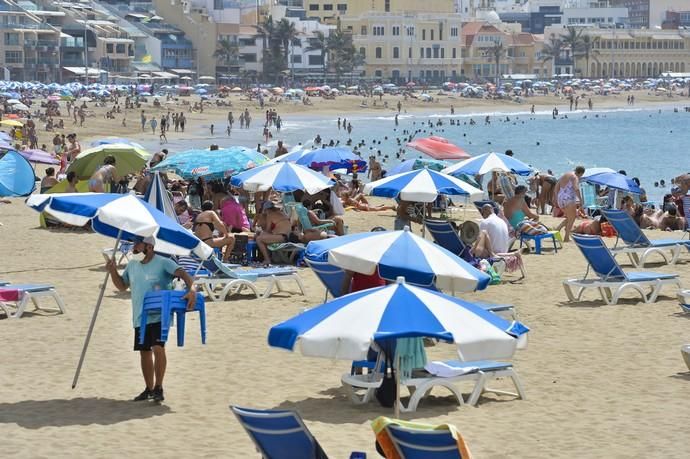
<box><xmin>131</xmin><ymin>251</ymin><xmax>146</xmax><ymax>262</ymax></box>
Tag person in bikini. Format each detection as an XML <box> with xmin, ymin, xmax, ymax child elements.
<box><xmin>193</xmin><ymin>201</ymin><xmax>235</xmax><ymax>261</ymax></box>
<box><xmin>553</xmin><ymin>166</ymin><xmax>585</xmax><ymax>242</ymax></box>
<box><xmin>341</xmin><ymin>191</ymin><xmax>396</xmax><ymax>212</ymax></box>
<box><xmin>88</xmin><ymin>155</ymin><xmax>119</xmax><ymax>192</ymax></box>
<box><xmin>255</xmin><ymin>201</ymin><xmax>299</xmax><ymax>265</ymax></box>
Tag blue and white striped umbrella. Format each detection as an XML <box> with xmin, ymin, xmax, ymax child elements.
<box><xmin>364</xmin><ymin>168</ymin><xmax>483</xmax><ymax>202</ymax></box>
<box><xmin>230</xmin><ymin>162</ymin><xmax>335</xmax><ymax>194</ymax></box>
<box><xmin>267</xmin><ymin>146</ymin><xmax>311</xmax><ymax>164</ymax></box>
<box><xmin>144</xmin><ymin>171</ymin><xmax>177</xmax><ymax>220</ymax></box>
<box><xmin>306</xmin><ymin>227</ymin><xmax>490</xmax><ymax>292</ymax></box>
<box><xmin>26</xmin><ymin>193</ymin><xmax>212</xmax><ymax>258</ymax></box>
<box><xmin>442</xmin><ymin>152</ymin><xmax>533</xmax><ymax>177</ymax></box>
<box><xmin>388</xmin><ymin>158</ymin><xmax>448</xmax><ymax>176</ymax></box>
<box><xmin>268</xmin><ymin>278</ymin><xmax>529</xmax><ymax>361</ymax></box>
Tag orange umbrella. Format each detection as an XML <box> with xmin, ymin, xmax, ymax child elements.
<box><xmin>406</xmin><ymin>136</ymin><xmax>471</xmax><ymax>160</ymax></box>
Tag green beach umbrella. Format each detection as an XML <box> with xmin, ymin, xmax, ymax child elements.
<box><xmin>67</xmin><ymin>143</ymin><xmax>151</xmax><ymax>179</ymax></box>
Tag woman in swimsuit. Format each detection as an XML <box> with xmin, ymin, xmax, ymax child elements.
<box><xmin>193</xmin><ymin>201</ymin><xmax>235</xmax><ymax>261</ymax></box>
<box><xmin>255</xmin><ymin>201</ymin><xmax>297</xmax><ymax>265</ymax></box>
<box><xmin>88</xmin><ymin>155</ymin><xmax>119</xmax><ymax>192</ymax></box>
<box><xmin>504</xmin><ymin>185</ymin><xmax>548</xmax><ymax>236</ymax></box>
<box><xmin>553</xmin><ymin>166</ymin><xmax>585</xmax><ymax>242</ymax></box>
<box><xmin>341</xmin><ymin>191</ymin><xmax>396</xmax><ymax>212</ymax></box>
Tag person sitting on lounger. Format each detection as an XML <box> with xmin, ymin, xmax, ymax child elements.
<box><xmin>255</xmin><ymin>201</ymin><xmax>301</xmax><ymax>265</ymax></box>
<box><xmin>193</xmin><ymin>201</ymin><xmax>235</xmax><ymax>261</ymax></box>
<box><xmin>504</xmin><ymin>185</ymin><xmax>549</xmax><ymax>236</ymax></box>
<box><xmin>472</xmin><ymin>204</ymin><xmax>511</xmax><ymax>258</ymax></box>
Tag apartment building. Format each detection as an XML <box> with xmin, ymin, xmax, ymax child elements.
<box><xmin>0</xmin><ymin>0</ymin><xmax>61</xmax><ymax>81</ymax></box>
<box><xmin>306</xmin><ymin>0</ymin><xmax>456</xmax><ymax>24</ymax></box>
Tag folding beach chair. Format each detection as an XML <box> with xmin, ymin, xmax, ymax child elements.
<box><xmin>230</xmin><ymin>405</ymin><xmax>329</xmax><ymax>459</ymax></box>
<box><xmin>602</xmin><ymin>209</ymin><xmax>690</xmax><ymax>267</ymax></box>
<box><xmin>342</xmin><ymin>359</ymin><xmax>525</xmax><ymax>411</ymax></box>
<box><xmin>425</xmin><ymin>218</ymin><xmax>526</xmax><ymax>280</ymax></box>
<box><xmin>563</xmin><ymin>234</ymin><xmax>682</xmax><ymax>305</ymax></box>
<box><xmin>0</xmin><ymin>283</ymin><xmax>66</xmax><ymax>319</ymax></box>
<box><xmin>292</xmin><ymin>203</ymin><xmax>334</xmax><ymax>232</ymax></box>
<box><xmin>580</xmin><ymin>182</ymin><xmax>607</xmax><ymax>216</ymax></box>
<box><xmin>373</xmin><ymin>417</ymin><xmax>473</xmax><ymax>459</ymax></box>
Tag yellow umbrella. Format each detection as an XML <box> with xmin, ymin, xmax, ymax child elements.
<box><xmin>0</xmin><ymin>119</ymin><xmax>23</xmax><ymax>127</ymax></box>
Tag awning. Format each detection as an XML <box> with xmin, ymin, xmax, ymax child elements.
<box><xmin>101</xmin><ymin>37</ymin><xmax>134</xmax><ymax>43</ymax></box>
<box><xmin>170</xmin><ymin>69</ymin><xmax>196</xmax><ymax>75</ymax></box>
<box><xmin>153</xmin><ymin>71</ymin><xmax>178</xmax><ymax>79</ymax></box>
<box><xmin>63</xmin><ymin>67</ymin><xmax>104</xmax><ymax>76</ymax></box>
<box><xmin>501</xmin><ymin>74</ymin><xmax>538</xmax><ymax>80</ymax></box>
<box><xmin>653</xmin><ymin>34</ymin><xmax>682</xmax><ymax>40</ymax></box>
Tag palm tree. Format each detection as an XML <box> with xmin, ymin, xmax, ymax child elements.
<box><xmin>483</xmin><ymin>41</ymin><xmax>505</xmax><ymax>85</ymax></box>
<box><xmin>540</xmin><ymin>35</ymin><xmax>562</xmax><ymax>77</ymax></box>
<box><xmin>276</xmin><ymin>18</ymin><xmax>298</xmax><ymax>68</ymax></box>
<box><xmin>306</xmin><ymin>31</ymin><xmax>328</xmax><ymax>80</ymax></box>
<box><xmin>213</xmin><ymin>39</ymin><xmax>240</xmax><ymax>74</ymax></box>
<box><xmin>576</xmin><ymin>34</ymin><xmax>600</xmax><ymax>77</ymax></box>
<box><xmin>559</xmin><ymin>26</ymin><xmax>582</xmax><ymax>75</ymax></box>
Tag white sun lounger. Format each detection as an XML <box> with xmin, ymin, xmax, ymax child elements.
<box><xmin>0</xmin><ymin>283</ymin><xmax>66</xmax><ymax>319</ymax></box>
<box><xmin>341</xmin><ymin>359</ymin><xmax>525</xmax><ymax>411</ymax></box>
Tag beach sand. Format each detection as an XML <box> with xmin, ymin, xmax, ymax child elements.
<box><xmin>1</xmin><ymin>198</ymin><xmax>690</xmax><ymax>458</ymax></box>
<box><xmin>1</xmin><ymin>91</ymin><xmax>690</xmax><ymax>457</ymax></box>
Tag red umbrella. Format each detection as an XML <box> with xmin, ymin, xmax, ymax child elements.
<box><xmin>406</xmin><ymin>136</ymin><xmax>471</xmax><ymax>160</ymax></box>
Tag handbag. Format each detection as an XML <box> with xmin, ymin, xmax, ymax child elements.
<box><xmin>375</xmin><ymin>354</ymin><xmax>397</xmax><ymax>408</ymax></box>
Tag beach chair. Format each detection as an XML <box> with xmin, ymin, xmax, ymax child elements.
<box><xmin>372</xmin><ymin>417</ymin><xmax>473</xmax><ymax>459</ymax></box>
<box><xmin>293</xmin><ymin>203</ymin><xmax>334</xmax><ymax>232</ymax></box>
<box><xmin>0</xmin><ymin>283</ymin><xmax>66</xmax><ymax>319</ymax></box>
<box><xmin>341</xmin><ymin>359</ymin><xmax>525</xmax><ymax>411</ymax></box>
<box><xmin>230</xmin><ymin>405</ymin><xmax>330</xmax><ymax>459</ymax></box>
<box><xmin>518</xmin><ymin>230</ymin><xmax>560</xmax><ymax>255</ymax></box>
<box><xmin>304</xmin><ymin>257</ymin><xmax>346</xmax><ymax>301</ymax></box>
<box><xmin>678</xmin><ymin>290</ymin><xmax>690</xmax><ymax>314</ymax></box>
<box><xmin>209</xmin><ymin>257</ymin><xmax>304</xmax><ymax>300</ymax></box>
<box><xmin>563</xmin><ymin>234</ymin><xmax>681</xmax><ymax>305</ymax></box>
<box><xmin>101</xmin><ymin>241</ymin><xmax>134</xmax><ymax>264</ymax></box>
<box><xmin>580</xmin><ymin>182</ymin><xmax>606</xmax><ymax>216</ymax></box>
<box><xmin>602</xmin><ymin>209</ymin><xmax>690</xmax><ymax>267</ymax></box>
<box><xmin>425</xmin><ymin>218</ymin><xmax>526</xmax><ymax>281</ymax></box>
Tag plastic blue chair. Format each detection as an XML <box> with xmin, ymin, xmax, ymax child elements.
<box><xmin>424</xmin><ymin>218</ymin><xmax>465</xmax><ymax>255</ymax></box>
<box><xmin>518</xmin><ymin>231</ymin><xmax>558</xmax><ymax>255</ymax></box>
<box><xmin>602</xmin><ymin>208</ymin><xmax>690</xmax><ymax>267</ymax></box>
<box><xmin>140</xmin><ymin>290</ymin><xmax>206</xmax><ymax>346</ymax></box>
<box><xmin>383</xmin><ymin>423</ymin><xmax>469</xmax><ymax>459</ymax></box>
<box><xmin>230</xmin><ymin>405</ymin><xmax>329</xmax><ymax>459</ymax></box>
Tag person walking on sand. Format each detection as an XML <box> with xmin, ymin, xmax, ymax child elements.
<box><xmin>150</xmin><ymin>117</ymin><xmax>157</xmax><ymax>134</ymax></box>
<box><xmin>553</xmin><ymin>166</ymin><xmax>585</xmax><ymax>242</ymax></box>
<box><xmin>106</xmin><ymin>236</ymin><xmax>196</xmax><ymax>403</ymax></box>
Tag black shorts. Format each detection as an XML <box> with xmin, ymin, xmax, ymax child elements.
<box><xmin>133</xmin><ymin>322</ymin><xmax>165</xmax><ymax>351</ymax></box>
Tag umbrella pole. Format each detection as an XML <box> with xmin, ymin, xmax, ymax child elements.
<box><xmin>394</xmin><ymin>354</ymin><xmax>401</xmax><ymax>419</ymax></box>
<box><xmin>72</xmin><ymin>230</ymin><xmax>123</xmax><ymax>389</ymax></box>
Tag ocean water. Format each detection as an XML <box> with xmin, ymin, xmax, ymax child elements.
<box><xmin>139</xmin><ymin>105</ymin><xmax>690</xmax><ymax>203</ymax></box>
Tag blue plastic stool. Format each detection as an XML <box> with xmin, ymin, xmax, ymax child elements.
<box><xmin>519</xmin><ymin>232</ymin><xmax>558</xmax><ymax>255</ymax></box>
<box><xmin>246</xmin><ymin>240</ymin><xmax>257</xmax><ymax>262</ymax></box>
<box><xmin>140</xmin><ymin>290</ymin><xmax>206</xmax><ymax>347</ymax></box>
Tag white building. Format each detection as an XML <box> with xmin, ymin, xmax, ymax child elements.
<box><xmin>561</xmin><ymin>0</ymin><xmax>628</xmax><ymax>27</ymax></box>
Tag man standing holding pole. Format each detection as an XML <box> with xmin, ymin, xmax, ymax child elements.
<box><xmin>105</xmin><ymin>236</ymin><xmax>196</xmax><ymax>402</ymax></box>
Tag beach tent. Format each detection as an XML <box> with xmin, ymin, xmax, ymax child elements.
<box><xmin>0</xmin><ymin>150</ymin><xmax>35</xmax><ymax>196</ymax></box>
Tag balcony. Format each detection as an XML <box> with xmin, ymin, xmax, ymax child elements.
<box><xmin>0</xmin><ymin>22</ymin><xmax>55</xmax><ymax>30</ymax></box>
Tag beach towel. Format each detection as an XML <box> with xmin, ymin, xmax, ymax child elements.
<box><xmin>424</xmin><ymin>361</ymin><xmax>479</xmax><ymax>377</ymax></box>
<box><xmin>0</xmin><ymin>288</ymin><xmax>20</xmax><ymax>302</ymax></box>
<box><xmin>394</xmin><ymin>337</ymin><xmax>427</xmax><ymax>381</ymax></box>
<box><xmin>371</xmin><ymin>416</ymin><xmax>473</xmax><ymax>459</ymax></box>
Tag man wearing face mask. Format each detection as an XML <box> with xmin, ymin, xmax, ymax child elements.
<box><xmin>105</xmin><ymin>236</ymin><xmax>196</xmax><ymax>402</ymax></box>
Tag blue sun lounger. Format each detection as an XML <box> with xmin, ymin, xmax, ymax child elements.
<box><xmin>230</xmin><ymin>405</ymin><xmax>329</xmax><ymax>459</ymax></box>
<box><xmin>563</xmin><ymin>234</ymin><xmax>681</xmax><ymax>304</ymax></box>
<box><xmin>376</xmin><ymin>420</ymin><xmax>473</xmax><ymax>459</ymax></box>
<box><xmin>602</xmin><ymin>209</ymin><xmax>690</xmax><ymax>267</ymax></box>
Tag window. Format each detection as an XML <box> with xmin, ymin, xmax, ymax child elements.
<box><xmin>406</xmin><ymin>26</ymin><xmax>415</xmax><ymax>36</ymax></box>
<box><xmin>291</xmin><ymin>55</ymin><xmax>302</xmax><ymax>63</ymax></box>
<box><xmin>4</xmin><ymin>33</ymin><xmax>19</xmax><ymax>46</ymax></box>
<box><xmin>433</xmin><ymin>47</ymin><xmax>439</xmax><ymax>58</ymax></box>
<box><xmin>309</xmin><ymin>4</ymin><xmax>319</xmax><ymax>10</ymax></box>
<box><xmin>116</xmin><ymin>44</ymin><xmax>125</xmax><ymax>53</ymax></box>
<box><xmin>408</xmin><ymin>47</ymin><xmax>412</xmax><ymax>58</ymax></box>
<box><xmin>422</xmin><ymin>29</ymin><xmax>426</xmax><ymax>40</ymax></box>
<box><xmin>375</xmin><ymin>69</ymin><xmax>382</xmax><ymax>77</ymax></box>
<box><xmin>308</xmin><ymin>55</ymin><xmax>323</xmax><ymax>65</ymax></box>
<box><xmin>440</xmin><ymin>48</ymin><xmax>444</xmax><ymax>59</ymax></box>
<box><xmin>4</xmin><ymin>50</ymin><xmax>21</xmax><ymax>63</ymax></box>
<box><xmin>360</xmin><ymin>26</ymin><xmax>367</xmax><ymax>35</ymax></box>
<box><xmin>375</xmin><ymin>47</ymin><xmax>382</xmax><ymax>59</ymax></box>
<box><xmin>241</xmin><ymin>53</ymin><xmax>257</xmax><ymax>62</ymax></box>
<box><xmin>384</xmin><ymin>0</ymin><xmax>390</xmax><ymax>12</ymax></box>
<box><xmin>359</xmin><ymin>47</ymin><xmax>366</xmax><ymax>58</ymax></box>
<box><xmin>452</xmin><ymin>48</ymin><xmax>456</xmax><ymax>59</ymax></box>
<box><xmin>420</xmin><ymin>47</ymin><xmax>424</xmax><ymax>58</ymax></box>
<box><xmin>337</xmin><ymin>4</ymin><xmax>347</xmax><ymax>11</ymax></box>
<box><xmin>323</xmin><ymin>4</ymin><xmax>333</xmax><ymax>10</ymax></box>
<box><xmin>213</xmin><ymin>0</ymin><xmax>223</xmax><ymax>9</ymax></box>
<box><xmin>392</xmin><ymin>26</ymin><xmax>400</xmax><ymax>36</ymax></box>
<box><xmin>292</xmin><ymin>38</ymin><xmax>301</xmax><ymax>47</ymax></box>
<box><xmin>426</xmin><ymin>48</ymin><xmax>431</xmax><ymax>58</ymax></box>
<box><xmin>450</xmin><ymin>27</ymin><xmax>458</xmax><ymax>37</ymax></box>
<box><xmin>106</xmin><ymin>43</ymin><xmax>114</xmax><ymax>53</ymax></box>
<box><xmin>393</xmin><ymin>47</ymin><xmax>399</xmax><ymax>59</ymax></box>
<box><xmin>430</xmin><ymin>30</ymin><xmax>434</xmax><ymax>41</ymax></box>
<box><xmin>373</xmin><ymin>26</ymin><xmax>384</xmax><ymax>36</ymax></box>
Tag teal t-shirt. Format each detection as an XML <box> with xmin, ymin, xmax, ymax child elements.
<box><xmin>122</xmin><ymin>255</ymin><xmax>180</xmax><ymax>328</ymax></box>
